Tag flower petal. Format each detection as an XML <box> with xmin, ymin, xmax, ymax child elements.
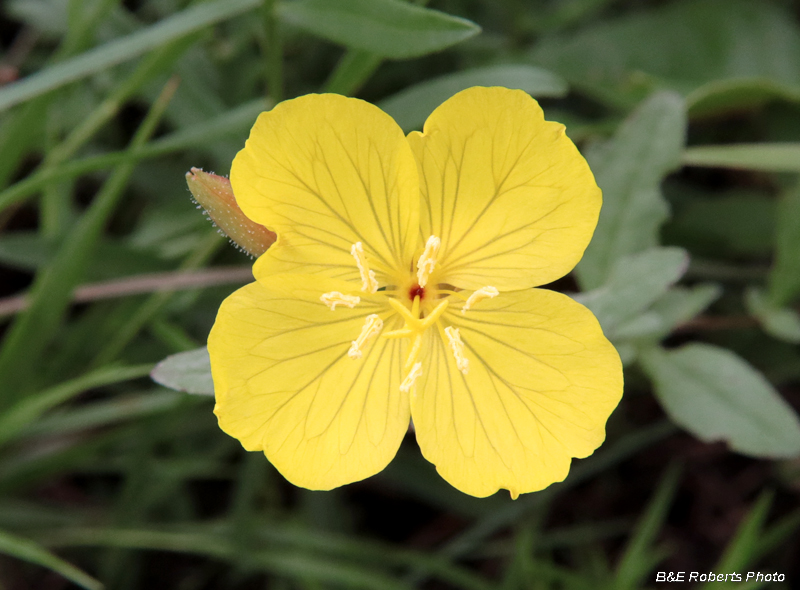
<box><xmin>412</xmin><ymin>289</ymin><xmax>622</xmax><ymax>498</ymax></box>
<box><xmin>407</xmin><ymin>87</ymin><xmax>601</xmax><ymax>290</ymax></box>
<box><xmin>231</xmin><ymin>94</ymin><xmax>420</xmax><ymax>283</ymax></box>
<box><xmin>209</xmin><ymin>275</ymin><xmax>409</xmax><ymax>490</ymax></box>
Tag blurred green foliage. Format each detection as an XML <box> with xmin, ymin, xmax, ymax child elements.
<box><xmin>1</xmin><ymin>0</ymin><xmax>800</xmax><ymax>588</ymax></box>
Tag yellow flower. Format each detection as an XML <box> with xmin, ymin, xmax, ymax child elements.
<box><xmin>209</xmin><ymin>87</ymin><xmax>623</xmax><ymax>499</ymax></box>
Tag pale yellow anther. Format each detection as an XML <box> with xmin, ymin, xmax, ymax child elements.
<box><xmin>320</xmin><ymin>291</ymin><xmax>360</xmax><ymax>310</ymax></box>
<box><xmin>416</xmin><ymin>235</ymin><xmax>441</xmax><ymax>288</ymax></box>
<box><xmin>405</xmin><ymin>333</ymin><xmax>423</xmax><ymax>371</ymax></box>
<box><xmin>348</xmin><ymin>314</ymin><xmax>383</xmax><ymax>359</ymax></box>
<box><xmin>461</xmin><ymin>286</ymin><xmax>499</xmax><ymax>314</ymax></box>
<box><xmin>351</xmin><ymin>242</ymin><xmax>379</xmax><ymax>293</ymax></box>
<box><xmin>399</xmin><ymin>362</ymin><xmax>423</xmax><ymax>393</ymax></box>
<box><xmin>444</xmin><ymin>326</ymin><xmax>469</xmax><ymax>374</ymax></box>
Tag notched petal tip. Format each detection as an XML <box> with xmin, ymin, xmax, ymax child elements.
<box><xmin>413</xmin><ymin>289</ymin><xmax>622</xmax><ymax>499</ymax></box>
<box><xmin>186</xmin><ymin>167</ymin><xmax>276</xmax><ymax>257</ymax></box>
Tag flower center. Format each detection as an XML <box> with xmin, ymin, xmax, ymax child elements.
<box><xmin>319</xmin><ymin>235</ymin><xmax>500</xmax><ymax>391</ymax></box>
<box><xmin>408</xmin><ymin>284</ymin><xmax>425</xmax><ymax>300</ymax></box>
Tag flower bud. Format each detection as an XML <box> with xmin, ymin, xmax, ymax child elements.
<box><xmin>186</xmin><ymin>167</ymin><xmax>275</xmax><ymax>257</ymax></box>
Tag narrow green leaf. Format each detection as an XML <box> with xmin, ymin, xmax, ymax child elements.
<box><xmin>768</xmin><ymin>184</ymin><xmax>800</xmax><ymax>306</ymax></box>
<box><xmin>0</xmin><ymin>232</ymin><xmax>172</xmax><ymax>280</ymax></box>
<box><xmin>640</xmin><ymin>343</ymin><xmax>800</xmax><ymax>458</ymax></box>
<box><xmin>88</xmin><ymin>232</ymin><xmax>225</xmax><ymax>368</ymax></box>
<box><xmin>745</xmin><ymin>288</ymin><xmax>800</xmax><ymax>344</ymax></box>
<box><xmin>0</xmin><ymin>529</ymin><xmax>103</xmax><ymax>590</ymax></box>
<box><xmin>151</xmin><ymin>348</ymin><xmax>214</xmax><ymax>396</ymax></box>
<box><xmin>644</xmin><ymin>283</ymin><xmax>722</xmax><ymax>337</ymax></box>
<box><xmin>576</xmin><ymin>91</ymin><xmax>686</xmax><ymax>289</ymax></box>
<box><xmin>687</xmin><ymin>78</ymin><xmax>800</xmax><ymax>118</ymax></box>
<box><xmin>0</xmin><ymin>0</ymin><xmax>261</xmax><ymax>112</ymax></box>
<box><xmin>614</xmin><ymin>463</ymin><xmax>680</xmax><ymax>590</ymax></box>
<box><xmin>0</xmin><ymin>364</ymin><xmax>152</xmax><ymax>448</ymax></box>
<box><xmin>0</xmin><ymin>99</ymin><xmax>48</xmax><ymax>189</ymax></box>
<box><xmin>277</xmin><ymin>0</ymin><xmax>480</xmax><ymax>59</ymax></box>
<box><xmin>754</xmin><ymin>509</ymin><xmax>800</xmax><ymax>563</ymax></box>
<box><xmin>0</xmin><ymin>80</ymin><xmax>177</xmax><ymax>400</ymax></box>
<box><xmin>22</xmin><ymin>391</ymin><xmax>185</xmax><ymax>439</ymax></box>
<box><xmin>682</xmin><ymin>143</ymin><xmax>800</xmax><ymax>172</ymax></box>
<box><xmin>263</xmin><ymin>0</ymin><xmax>284</xmax><ymax>102</ymax></box>
<box><xmin>529</xmin><ymin>0</ymin><xmax>800</xmax><ymax>109</ymax></box>
<box><xmin>44</xmin><ymin>528</ymin><xmax>413</xmax><ymax>590</ymax></box>
<box><xmin>607</xmin><ymin>283</ymin><xmax>721</xmax><ymax>345</ymax></box>
<box><xmin>0</xmin><ymin>98</ymin><xmax>267</xmax><ymax>214</ymax></box>
<box><xmin>710</xmin><ymin>491</ymin><xmax>773</xmax><ymax>576</ymax></box>
<box><xmin>324</xmin><ymin>49</ymin><xmax>383</xmax><ymax>96</ymax></box>
<box><xmin>574</xmin><ymin>247</ymin><xmax>689</xmax><ymax>337</ymax></box>
<box><xmin>378</xmin><ymin>64</ymin><xmax>567</xmax><ymax>132</ymax></box>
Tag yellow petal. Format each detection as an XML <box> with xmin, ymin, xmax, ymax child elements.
<box><xmin>412</xmin><ymin>289</ymin><xmax>622</xmax><ymax>498</ymax></box>
<box><xmin>407</xmin><ymin>87</ymin><xmax>601</xmax><ymax>291</ymax></box>
<box><xmin>209</xmin><ymin>275</ymin><xmax>409</xmax><ymax>490</ymax></box>
<box><xmin>231</xmin><ymin>94</ymin><xmax>420</xmax><ymax>283</ymax></box>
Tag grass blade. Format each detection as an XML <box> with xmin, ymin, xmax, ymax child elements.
<box><xmin>0</xmin><ymin>0</ymin><xmax>260</xmax><ymax>112</ymax></box>
<box><xmin>0</xmin><ymin>529</ymin><xmax>103</xmax><ymax>590</ymax></box>
<box><xmin>0</xmin><ymin>364</ymin><xmax>152</xmax><ymax>448</ymax></box>
<box><xmin>0</xmin><ymin>79</ymin><xmax>178</xmax><ymax>401</ymax></box>
<box><xmin>614</xmin><ymin>463</ymin><xmax>681</xmax><ymax>589</ymax></box>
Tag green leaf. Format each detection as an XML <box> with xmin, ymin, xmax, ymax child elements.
<box><xmin>151</xmin><ymin>347</ymin><xmax>214</xmax><ymax>396</ymax></box>
<box><xmin>663</xmin><ymin>191</ymin><xmax>776</xmax><ymax>258</ymax></box>
<box><xmin>614</xmin><ymin>463</ymin><xmax>680</xmax><ymax>590</ymax></box>
<box><xmin>687</xmin><ymin>78</ymin><xmax>800</xmax><ymax>119</ymax></box>
<box><xmin>378</xmin><ymin>64</ymin><xmax>567</xmax><ymax>132</ymax></box>
<box><xmin>0</xmin><ymin>232</ymin><xmax>172</xmax><ymax>279</ymax></box>
<box><xmin>768</xmin><ymin>184</ymin><xmax>800</xmax><ymax>306</ymax></box>
<box><xmin>682</xmin><ymin>143</ymin><xmax>800</xmax><ymax>172</ymax></box>
<box><xmin>0</xmin><ymin>0</ymin><xmax>261</xmax><ymax>112</ymax></box>
<box><xmin>0</xmin><ymin>81</ymin><xmax>176</xmax><ymax>400</ymax></box>
<box><xmin>0</xmin><ymin>529</ymin><xmax>103</xmax><ymax>590</ymax></box>
<box><xmin>709</xmin><ymin>491</ymin><xmax>773</xmax><ymax>577</ymax></box>
<box><xmin>643</xmin><ymin>283</ymin><xmax>722</xmax><ymax>337</ymax></box>
<box><xmin>277</xmin><ymin>0</ymin><xmax>480</xmax><ymax>59</ymax></box>
<box><xmin>575</xmin><ymin>92</ymin><xmax>686</xmax><ymax>290</ymax></box>
<box><xmin>23</xmin><ymin>391</ymin><xmax>185</xmax><ymax>439</ymax></box>
<box><xmin>609</xmin><ymin>283</ymin><xmax>721</xmax><ymax>345</ymax></box>
<box><xmin>0</xmin><ymin>98</ymin><xmax>267</xmax><ymax>214</ymax></box>
<box><xmin>574</xmin><ymin>247</ymin><xmax>689</xmax><ymax>338</ymax></box>
<box><xmin>529</xmin><ymin>0</ymin><xmax>800</xmax><ymax>110</ymax></box>
<box><xmin>745</xmin><ymin>288</ymin><xmax>800</xmax><ymax>344</ymax></box>
<box><xmin>324</xmin><ymin>49</ymin><xmax>383</xmax><ymax>96</ymax></box>
<box><xmin>640</xmin><ymin>343</ymin><xmax>800</xmax><ymax>458</ymax></box>
<box><xmin>7</xmin><ymin>0</ymin><xmax>69</xmax><ymax>37</ymax></box>
<box><xmin>0</xmin><ymin>364</ymin><xmax>152</xmax><ymax>448</ymax></box>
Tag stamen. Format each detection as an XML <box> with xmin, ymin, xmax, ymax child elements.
<box><xmin>400</xmin><ymin>362</ymin><xmax>423</xmax><ymax>393</ymax></box>
<box><xmin>348</xmin><ymin>314</ymin><xmax>383</xmax><ymax>359</ymax></box>
<box><xmin>320</xmin><ymin>291</ymin><xmax>360</xmax><ymax>310</ymax></box>
<box><xmin>405</xmin><ymin>333</ymin><xmax>423</xmax><ymax>371</ymax></box>
<box><xmin>444</xmin><ymin>326</ymin><xmax>469</xmax><ymax>374</ymax></box>
<box><xmin>351</xmin><ymin>242</ymin><xmax>379</xmax><ymax>293</ymax></box>
<box><xmin>416</xmin><ymin>235</ymin><xmax>441</xmax><ymax>288</ymax></box>
<box><xmin>461</xmin><ymin>286</ymin><xmax>499</xmax><ymax>314</ymax></box>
